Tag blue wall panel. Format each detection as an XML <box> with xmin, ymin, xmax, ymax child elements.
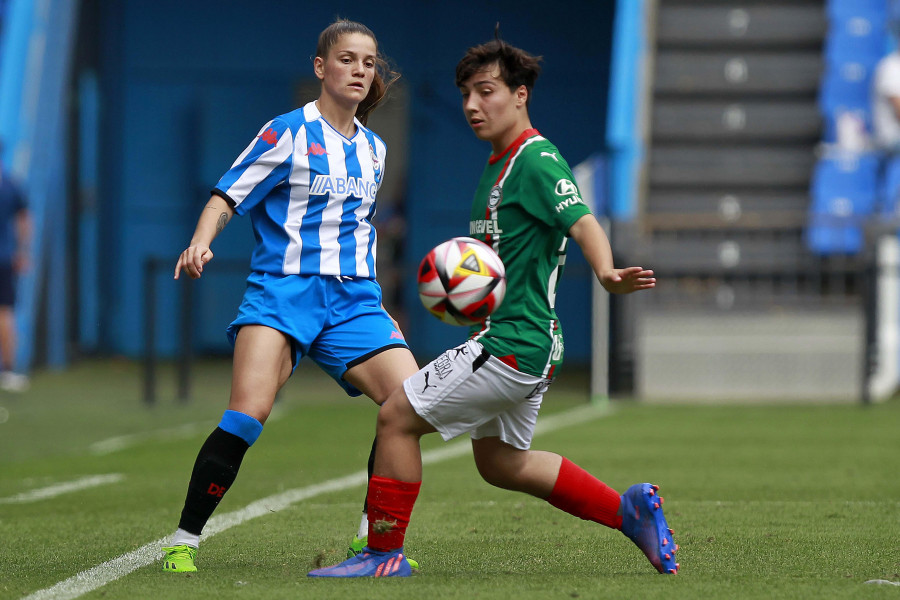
<box><xmin>94</xmin><ymin>0</ymin><xmax>615</xmax><ymax>364</ymax></box>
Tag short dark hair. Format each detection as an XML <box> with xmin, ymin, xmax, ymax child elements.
<box><xmin>455</xmin><ymin>38</ymin><xmax>542</xmax><ymax>105</ymax></box>
<box><xmin>315</xmin><ymin>19</ymin><xmax>400</xmax><ymax>125</ymax></box>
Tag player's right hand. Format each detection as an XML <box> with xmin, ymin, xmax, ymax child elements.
<box><xmin>174</xmin><ymin>245</ymin><xmax>213</xmax><ymax>280</ymax></box>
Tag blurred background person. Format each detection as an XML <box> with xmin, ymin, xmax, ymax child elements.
<box><xmin>0</xmin><ymin>140</ymin><xmax>31</xmax><ymax>392</ymax></box>
<box><xmin>872</xmin><ymin>28</ymin><xmax>900</xmax><ymax>153</ymax></box>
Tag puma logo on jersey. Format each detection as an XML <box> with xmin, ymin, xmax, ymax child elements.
<box><xmin>540</xmin><ymin>152</ymin><xmax>559</xmax><ymax>161</ymax></box>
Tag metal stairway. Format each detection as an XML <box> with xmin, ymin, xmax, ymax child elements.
<box><xmin>634</xmin><ymin>1</ymin><xmax>864</xmax><ymax>401</ymax></box>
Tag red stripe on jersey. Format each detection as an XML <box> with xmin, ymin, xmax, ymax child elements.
<box><xmin>484</xmin><ymin>129</ymin><xmax>539</xmax><ymax>247</ymax></box>
<box><xmin>489</xmin><ymin>128</ymin><xmax>540</xmax><ymax>175</ymax></box>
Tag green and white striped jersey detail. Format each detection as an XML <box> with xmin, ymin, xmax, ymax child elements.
<box><xmin>468</xmin><ymin>129</ymin><xmax>591</xmax><ymax>378</ymax></box>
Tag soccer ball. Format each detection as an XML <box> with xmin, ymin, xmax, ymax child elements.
<box><xmin>417</xmin><ymin>237</ymin><xmax>506</xmax><ymax>326</ymax></box>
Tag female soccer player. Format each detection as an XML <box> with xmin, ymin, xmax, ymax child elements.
<box><xmin>161</xmin><ymin>20</ymin><xmax>418</xmax><ymax>573</ymax></box>
<box><xmin>309</xmin><ymin>36</ymin><xmax>677</xmax><ymax>578</ymax></box>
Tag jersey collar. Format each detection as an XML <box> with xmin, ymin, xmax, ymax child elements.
<box><xmin>306</xmin><ymin>100</ymin><xmax>363</xmax><ymax>143</ymax></box>
<box><xmin>488</xmin><ymin>128</ymin><xmax>540</xmax><ymax>165</ymax></box>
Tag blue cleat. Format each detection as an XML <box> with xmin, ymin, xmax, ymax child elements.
<box><xmin>348</xmin><ymin>535</ymin><xmax>419</xmax><ymax>569</ymax></box>
<box><xmin>308</xmin><ymin>547</ymin><xmax>412</xmax><ymax>578</ymax></box>
<box><xmin>620</xmin><ymin>483</ymin><xmax>679</xmax><ymax>574</ymax></box>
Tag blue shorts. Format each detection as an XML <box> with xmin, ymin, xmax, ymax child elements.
<box><xmin>226</xmin><ymin>272</ymin><xmax>408</xmax><ymax>396</ymax></box>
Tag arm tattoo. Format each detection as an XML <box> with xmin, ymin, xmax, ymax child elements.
<box><xmin>216</xmin><ymin>212</ymin><xmax>228</xmax><ymax>234</ymax></box>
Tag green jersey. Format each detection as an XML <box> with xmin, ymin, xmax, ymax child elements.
<box><xmin>468</xmin><ymin>129</ymin><xmax>592</xmax><ymax>378</ymax></box>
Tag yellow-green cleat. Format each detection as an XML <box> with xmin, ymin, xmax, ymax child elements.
<box><xmin>162</xmin><ymin>544</ymin><xmax>198</xmax><ymax>573</ymax></box>
<box><xmin>348</xmin><ymin>535</ymin><xmax>418</xmax><ymax>569</ymax></box>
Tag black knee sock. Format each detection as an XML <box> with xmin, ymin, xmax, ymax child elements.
<box><xmin>177</xmin><ymin>427</ymin><xmax>250</xmax><ymax>534</ymax></box>
<box><xmin>362</xmin><ymin>436</ymin><xmax>377</xmax><ymax>513</ymax></box>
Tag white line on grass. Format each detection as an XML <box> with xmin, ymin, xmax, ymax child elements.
<box><xmin>22</xmin><ymin>402</ymin><xmax>610</xmax><ymax>600</ymax></box>
<box><xmin>89</xmin><ymin>422</ymin><xmax>214</xmax><ymax>455</ymax></box>
<box><xmin>0</xmin><ymin>474</ymin><xmax>124</xmax><ymax>505</ymax></box>
<box><xmin>88</xmin><ymin>405</ymin><xmax>288</xmax><ymax>455</ymax></box>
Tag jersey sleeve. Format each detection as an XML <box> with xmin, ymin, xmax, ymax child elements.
<box><xmin>212</xmin><ymin>117</ymin><xmax>294</xmax><ymax>215</ymax></box>
<box><xmin>519</xmin><ymin>149</ymin><xmax>592</xmax><ymax>231</ymax></box>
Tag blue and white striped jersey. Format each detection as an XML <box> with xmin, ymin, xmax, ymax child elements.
<box><xmin>213</xmin><ymin>101</ymin><xmax>386</xmax><ymax>278</ymax></box>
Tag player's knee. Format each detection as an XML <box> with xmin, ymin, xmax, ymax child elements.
<box><xmin>475</xmin><ymin>458</ymin><xmax>518</xmax><ymax>490</ymax></box>
<box><xmin>376</xmin><ymin>390</ymin><xmax>419</xmax><ymax>437</ymax></box>
<box><xmin>375</xmin><ymin>393</ymin><xmax>406</xmax><ymax>435</ymax></box>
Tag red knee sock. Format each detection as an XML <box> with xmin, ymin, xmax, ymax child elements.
<box><xmin>366</xmin><ymin>475</ymin><xmax>421</xmax><ymax>551</ymax></box>
<box><xmin>546</xmin><ymin>457</ymin><xmax>623</xmax><ymax>530</ymax></box>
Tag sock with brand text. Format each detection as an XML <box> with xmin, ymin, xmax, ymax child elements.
<box><xmin>176</xmin><ymin>411</ymin><xmax>262</xmax><ymax>534</ymax></box>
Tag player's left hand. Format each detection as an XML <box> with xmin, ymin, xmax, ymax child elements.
<box><xmin>600</xmin><ymin>267</ymin><xmax>656</xmax><ymax>294</ymax></box>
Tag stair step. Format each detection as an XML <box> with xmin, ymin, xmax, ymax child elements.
<box><xmin>654</xmin><ymin>51</ymin><xmax>822</xmax><ymax>96</ymax></box>
<box><xmin>652</xmin><ymin>100</ymin><xmax>821</xmax><ymax>142</ymax></box>
<box><xmin>657</xmin><ymin>4</ymin><xmax>826</xmax><ymax>48</ymax></box>
<box><xmin>644</xmin><ymin>233</ymin><xmax>816</xmax><ymax>273</ymax></box>
<box><xmin>649</xmin><ymin>146</ymin><xmax>815</xmax><ymax>188</ymax></box>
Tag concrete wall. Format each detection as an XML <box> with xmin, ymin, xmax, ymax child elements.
<box><xmin>637</xmin><ymin>309</ymin><xmax>863</xmax><ymax>402</ymax></box>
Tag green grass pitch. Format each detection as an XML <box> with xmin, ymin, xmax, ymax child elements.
<box><xmin>0</xmin><ymin>358</ymin><xmax>898</xmax><ymax>599</ymax></box>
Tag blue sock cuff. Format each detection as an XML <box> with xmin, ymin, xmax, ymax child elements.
<box><xmin>218</xmin><ymin>410</ymin><xmax>263</xmax><ymax>446</ymax></box>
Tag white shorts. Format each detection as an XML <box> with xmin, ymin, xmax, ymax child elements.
<box><xmin>403</xmin><ymin>339</ymin><xmax>553</xmax><ymax>450</ymax></box>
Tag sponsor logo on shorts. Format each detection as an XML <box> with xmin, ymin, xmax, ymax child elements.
<box><xmin>434</xmin><ymin>353</ymin><xmax>454</xmax><ymax>380</ymax></box>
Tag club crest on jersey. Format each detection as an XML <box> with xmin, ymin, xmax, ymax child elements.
<box><xmin>369</xmin><ymin>143</ymin><xmax>382</xmax><ymax>177</ymax></box>
<box><xmin>488</xmin><ymin>185</ymin><xmax>502</xmax><ymax>208</ymax></box>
